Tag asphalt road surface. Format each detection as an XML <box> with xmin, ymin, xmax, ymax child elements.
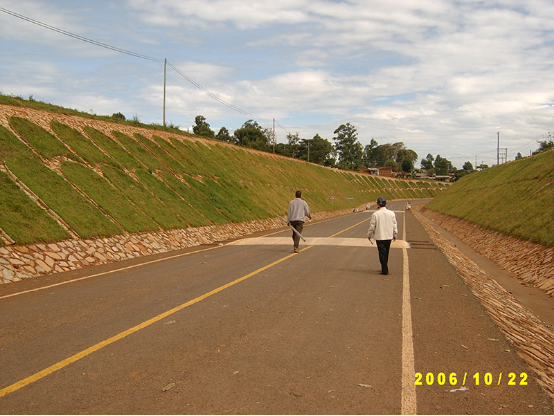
<box><xmin>1</xmin><ymin>201</ymin><xmax>553</xmax><ymax>414</ymax></box>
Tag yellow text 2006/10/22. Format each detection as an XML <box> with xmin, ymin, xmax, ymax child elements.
<box><xmin>415</xmin><ymin>372</ymin><xmax>528</xmax><ymax>386</ymax></box>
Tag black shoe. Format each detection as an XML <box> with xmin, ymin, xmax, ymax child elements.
<box><xmin>380</xmin><ymin>272</ymin><xmax>388</xmax><ymax>275</ymax></box>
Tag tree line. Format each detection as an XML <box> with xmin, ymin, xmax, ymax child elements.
<box><xmin>192</xmin><ymin>116</ymin><xmax>419</xmax><ymax>173</ymax></box>
<box><xmin>192</xmin><ymin>115</ymin><xmax>553</xmax><ymax>180</ymax></box>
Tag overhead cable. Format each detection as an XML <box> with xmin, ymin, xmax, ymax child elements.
<box><xmin>275</xmin><ymin>120</ymin><xmax>291</xmax><ymax>136</ymax></box>
<box><xmin>0</xmin><ymin>6</ymin><xmax>276</xmax><ymax>126</ymax></box>
<box><xmin>166</xmin><ymin>61</ymin><xmax>268</xmax><ymax>121</ymax></box>
<box><xmin>0</xmin><ymin>7</ymin><xmax>163</xmax><ymax>62</ymax></box>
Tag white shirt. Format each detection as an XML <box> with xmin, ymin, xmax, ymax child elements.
<box><xmin>287</xmin><ymin>198</ymin><xmax>311</xmax><ymax>223</ymax></box>
<box><xmin>367</xmin><ymin>207</ymin><xmax>398</xmax><ymax>240</ymax></box>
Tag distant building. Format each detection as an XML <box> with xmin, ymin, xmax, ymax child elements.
<box><xmin>363</xmin><ymin>166</ymin><xmax>394</xmax><ymax>177</ymax></box>
<box><xmin>378</xmin><ymin>166</ymin><xmax>393</xmax><ymax>177</ymax></box>
<box><xmin>395</xmin><ymin>171</ymin><xmax>412</xmax><ymax>179</ymax></box>
<box><xmin>434</xmin><ymin>174</ymin><xmax>455</xmax><ymax>182</ymax></box>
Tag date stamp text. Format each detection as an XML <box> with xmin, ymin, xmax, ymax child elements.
<box><xmin>415</xmin><ymin>372</ymin><xmax>528</xmax><ymax>387</ymax></box>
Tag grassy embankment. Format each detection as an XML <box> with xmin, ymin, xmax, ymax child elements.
<box><xmin>0</xmin><ymin>103</ymin><xmax>447</xmax><ymax>247</ymax></box>
<box><xmin>425</xmin><ymin>150</ymin><xmax>554</xmax><ymax>247</ymax></box>
<box><xmin>0</xmin><ymin>93</ymin><xmax>183</xmax><ymax>133</ymax></box>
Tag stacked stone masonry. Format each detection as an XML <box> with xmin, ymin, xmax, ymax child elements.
<box><xmin>0</xmin><ymin>208</ymin><xmax>356</xmax><ymax>284</ymax></box>
<box><xmin>420</xmin><ymin>207</ymin><xmax>554</xmax><ymax>296</ymax></box>
<box><xmin>415</xmin><ymin>206</ymin><xmax>554</xmax><ymax>399</ymax></box>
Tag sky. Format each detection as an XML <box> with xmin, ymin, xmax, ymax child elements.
<box><xmin>1</xmin><ymin>0</ymin><xmax>554</xmax><ymax>168</ymax></box>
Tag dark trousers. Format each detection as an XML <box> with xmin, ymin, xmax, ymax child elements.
<box><xmin>290</xmin><ymin>221</ymin><xmax>304</xmax><ymax>248</ymax></box>
<box><xmin>376</xmin><ymin>240</ymin><xmax>392</xmax><ymax>274</ymax></box>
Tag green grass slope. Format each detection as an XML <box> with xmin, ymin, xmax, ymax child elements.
<box><xmin>425</xmin><ymin>150</ymin><xmax>554</xmax><ymax>246</ymax></box>
<box><xmin>0</xmin><ymin>105</ymin><xmax>446</xmax><ymax>246</ymax></box>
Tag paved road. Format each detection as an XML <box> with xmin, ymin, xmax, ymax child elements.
<box><xmin>0</xmin><ymin>201</ymin><xmax>553</xmax><ymax>414</ymax></box>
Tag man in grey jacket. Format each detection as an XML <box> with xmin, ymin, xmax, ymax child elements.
<box><xmin>367</xmin><ymin>197</ymin><xmax>398</xmax><ymax>275</ymax></box>
<box><xmin>287</xmin><ymin>190</ymin><xmax>312</xmax><ymax>253</ymax></box>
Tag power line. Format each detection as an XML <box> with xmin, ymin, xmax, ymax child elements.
<box><xmin>0</xmin><ymin>7</ymin><xmax>163</xmax><ymax>62</ymax></box>
<box><xmin>275</xmin><ymin>120</ymin><xmax>291</xmax><ymax>136</ymax></box>
<box><xmin>166</xmin><ymin>61</ymin><xmax>267</xmax><ymax>121</ymax></box>
<box><xmin>0</xmin><ymin>6</ymin><xmax>275</xmax><ymax>125</ymax></box>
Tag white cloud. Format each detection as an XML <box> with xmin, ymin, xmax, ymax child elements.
<box><xmin>1</xmin><ymin>0</ymin><xmax>554</xmax><ymax>166</ymax></box>
<box><xmin>126</xmin><ymin>0</ymin><xmax>313</xmax><ymax>29</ymax></box>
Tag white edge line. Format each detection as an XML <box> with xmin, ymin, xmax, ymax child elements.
<box><xmin>401</xmin><ymin>211</ymin><xmax>417</xmax><ymax>415</ymax></box>
<box><xmin>0</xmin><ymin>245</ymin><xmax>220</xmax><ymax>301</ymax></box>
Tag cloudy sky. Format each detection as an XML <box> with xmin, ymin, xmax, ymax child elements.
<box><xmin>1</xmin><ymin>0</ymin><xmax>553</xmax><ymax>168</ymax></box>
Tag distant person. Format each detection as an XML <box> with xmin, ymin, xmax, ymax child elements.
<box><xmin>287</xmin><ymin>190</ymin><xmax>312</xmax><ymax>253</ymax></box>
<box><xmin>366</xmin><ymin>203</ymin><xmax>371</xmax><ymax>210</ymax></box>
<box><xmin>405</xmin><ymin>201</ymin><xmax>411</xmax><ymax>210</ymax></box>
<box><xmin>367</xmin><ymin>197</ymin><xmax>398</xmax><ymax>275</ymax></box>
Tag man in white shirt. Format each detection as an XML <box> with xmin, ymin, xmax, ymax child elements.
<box><xmin>367</xmin><ymin>197</ymin><xmax>398</xmax><ymax>275</ymax></box>
<box><xmin>287</xmin><ymin>190</ymin><xmax>312</xmax><ymax>253</ymax></box>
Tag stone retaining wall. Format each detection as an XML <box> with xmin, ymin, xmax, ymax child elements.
<box><xmin>0</xmin><ymin>208</ymin><xmax>356</xmax><ymax>284</ymax></box>
<box><xmin>419</xmin><ymin>207</ymin><xmax>554</xmax><ymax>296</ymax></box>
<box><xmin>414</xmin><ymin>206</ymin><xmax>554</xmax><ymax>399</ymax></box>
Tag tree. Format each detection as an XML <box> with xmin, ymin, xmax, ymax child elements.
<box><xmin>362</xmin><ymin>139</ymin><xmax>379</xmax><ymax>167</ymax></box>
<box><xmin>434</xmin><ymin>155</ymin><xmax>455</xmax><ymax>175</ymax></box>
<box><xmin>216</xmin><ymin>126</ymin><xmax>232</xmax><ymax>142</ymax></box>
<box><xmin>372</xmin><ymin>142</ymin><xmax>417</xmax><ymax>170</ymax></box>
<box><xmin>396</xmin><ymin>146</ymin><xmax>418</xmax><ymax>170</ymax></box>
<box><xmin>313</xmin><ymin>136</ymin><xmax>335</xmax><ymax>165</ymax></box>
<box><xmin>385</xmin><ymin>159</ymin><xmax>399</xmax><ymax>171</ymax></box>
<box><xmin>287</xmin><ymin>132</ymin><xmax>300</xmax><ymax>158</ymax></box>
<box><xmin>233</xmin><ymin>120</ymin><xmax>271</xmax><ymax>151</ymax></box>
<box><xmin>193</xmin><ymin>115</ymin><xmax>215</xmax><ymax>138</ymax></box>
<box><xmin>275</xmin><ymin>143</ymin><xmax>292</xmax><ymax>157</ymax></box>
<box><xmin>296</xmin><ymin>134</ymin><xmax>334</xmax><ymax>165</ymax></box>
<box><xmin>462</xmin><ymin>161</ymin><xmax>475</xmax><ymax>172</ymax></box>
<box><xmin>111</xmin><ymin>112</ymin><xmax>126</xmax><ymax>121</ymax></box>
<box><xmin>421</xmin><ymin>154</ymin><xmax>435</xmax><ymax>174</ymax></box>
<box><xmin>350</xmin><ymin>142</ymin><xmax>363</xmax><ymax>169</ymax></box>
<box><xmin>333</xmin><ymin>123</ymin><xmax>361</xmax><ymax>170</ymax></box>
<box><xmin>455</xmin><ymin>161</ymin><xmax>475</xmax><ymax>181</ymax></box>
<box><xmin>533</xmin><ymin>135</ymin><xmax>554</xmax><ymax>154</ymax></box>
<box><xmin>325</xmin><ymin>147</ymin><xmax>338</xmax><ymax>167</ymax></box>
<box><xmin>373</xmin><ymin>144</ymin><xmax>396</xmax><ymax>167</ymax></box>
<box><xmin>401</xmin><ymin>158</ymin><xmax>414</xmax><ymax>173</ymax></box>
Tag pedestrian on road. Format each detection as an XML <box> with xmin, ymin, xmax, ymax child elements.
<box><xmin>287</xmin><ymin>190</ymin><xmax>312</xmax><ymax>253</ymax></box>
<box><xmin>367</xmin><ymin>197</ymin><xmax>398</xmax><ymax>275</ymax></box>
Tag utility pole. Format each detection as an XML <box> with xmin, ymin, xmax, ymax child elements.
<box><xmin>499</xmin><ymin>148</ymin><xmax>508</xmax><ymax>164</ymax></box>
<box><xmin>163</xmin><ymin>58</ymin><xmax>167</xmax><ymax>128</ymax></box>
<box><xmin>497</xmin><ymin>131</ymin><xmax>500</xmax><ymax>166</ymax></box>
<box><xmin>272</xmin><ymin>118</ymin><xmax>276</xmax><ymax>153</ymax></box>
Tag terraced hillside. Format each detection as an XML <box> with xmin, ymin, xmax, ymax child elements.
<box><xmin>0</xmin><ymin>105</ymin><xmax>446</xmax><ymax>247</ymax></box>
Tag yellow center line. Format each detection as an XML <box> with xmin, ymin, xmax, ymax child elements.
<box><xmin>0</xmin><ymin>216</ymin><xmax>373</xmax><ymax>398</ymax></box>
<box><xmin>328</xmin><ymin>217</ymin><xmax>371</xmax><ymax>238</ymax></box>
<box><xmin>0</xmin><ymin>251</ymin><xmax>297</xmax><ymax>398</ymax></box>
<box><xmin>296</xmin><ymin>217</ymin><xmax>370</xmax><ymax>253</ymax></box>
